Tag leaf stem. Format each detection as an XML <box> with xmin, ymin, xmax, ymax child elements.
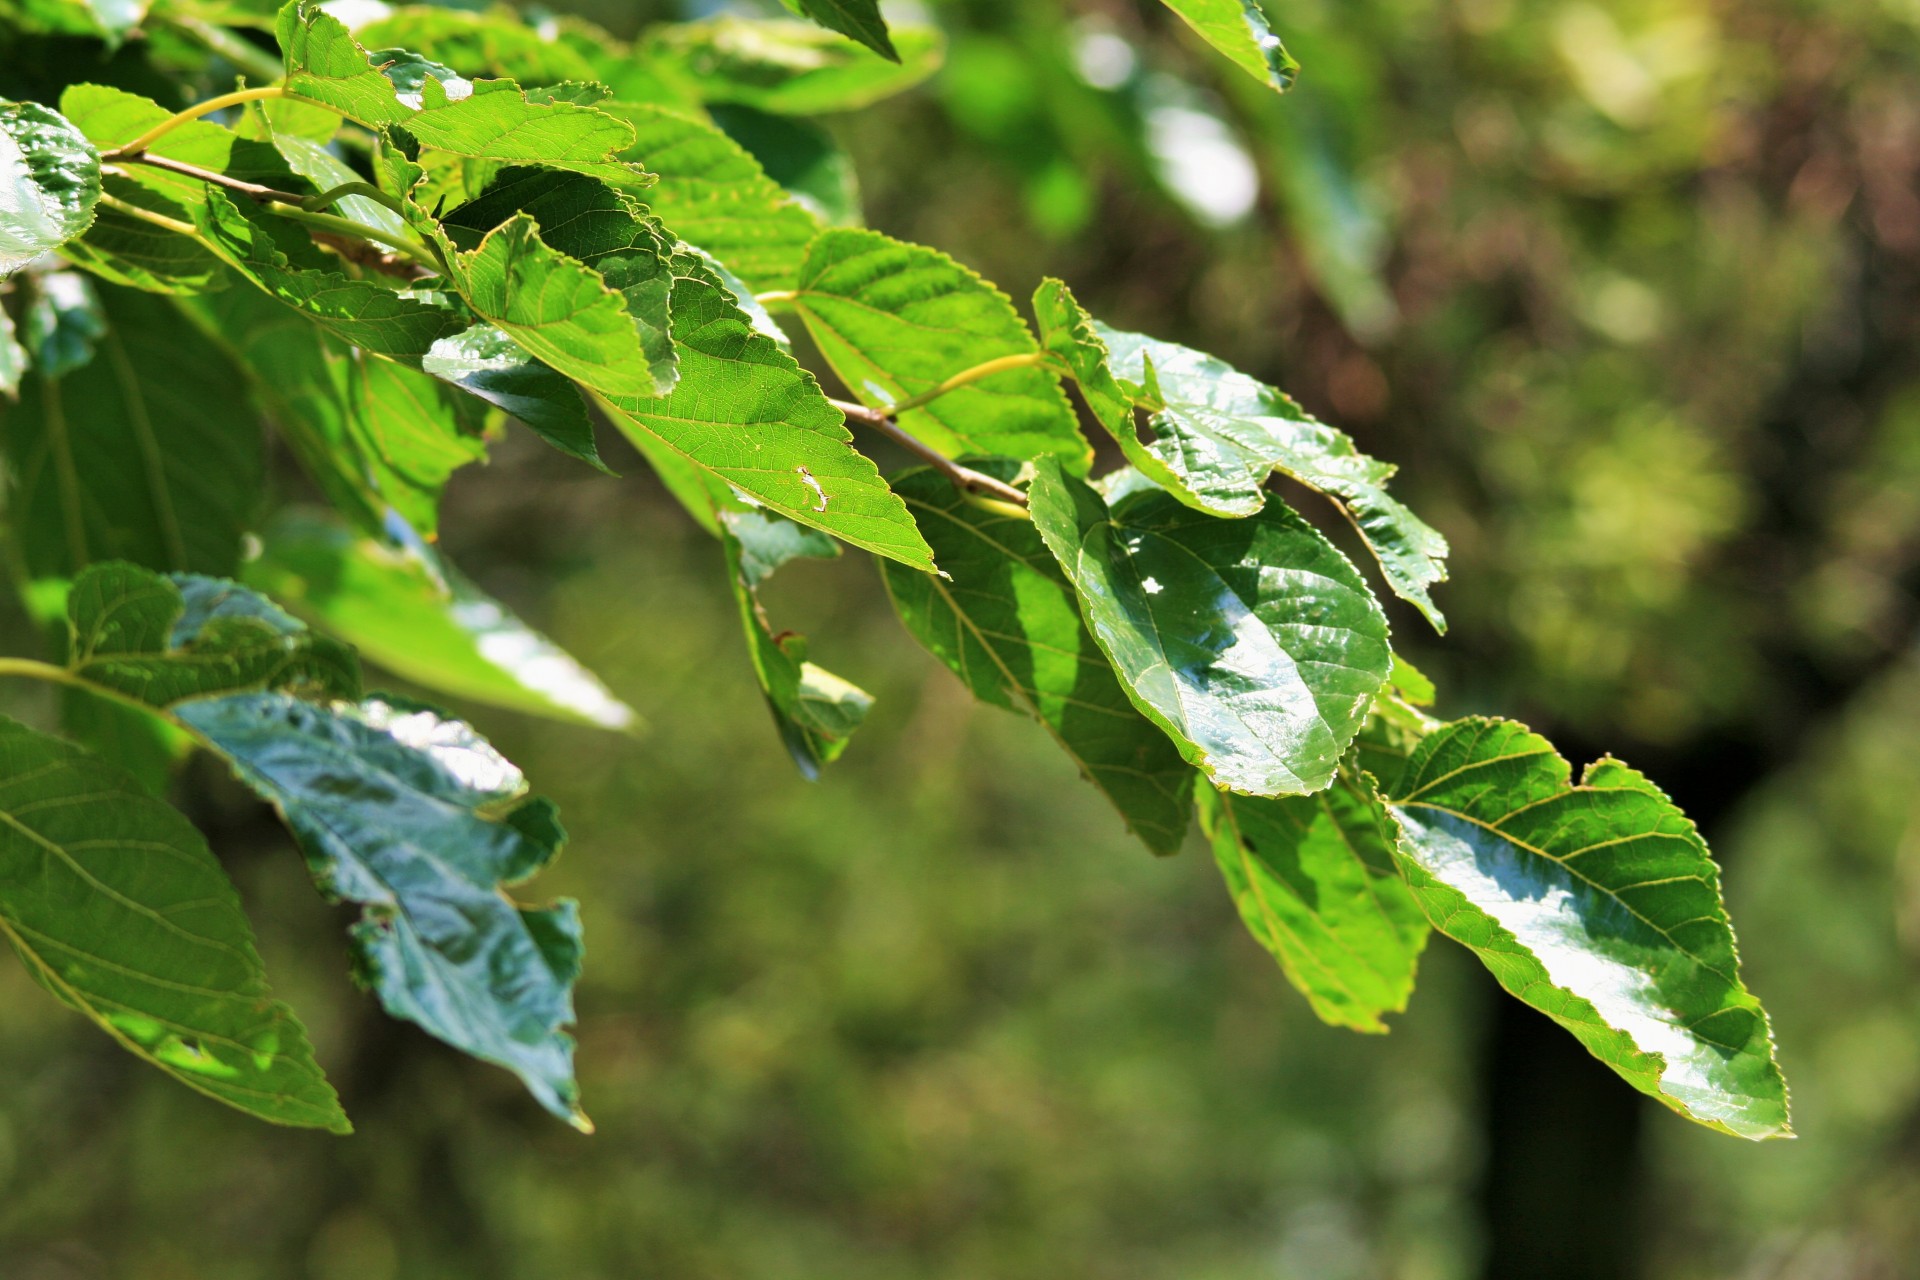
<box><xmin>754</xmin><ymin>290</ymin><xmax>798</xmax><ymax>308</ymax></box>
<box><xmin>102</xmin><ymin>86</ymin><xmax>290</xmax><ymax>160</ymax></box>
<box><xmin>263</xmin><ymin>204</ymin><xmax>442</xmax><ymax>273</ymax></box>
<box><xmin>829</xmin><ymin>397</ymin><xmax>1031</xmax><ymax>510</ymax></box>
<box><xmin>116</xmin><ymin>151</ymin><xmax>311</xmax><ymax>205</ymax></box>
<box><xmin>301</xmin><ymin>182</ymin><xmax>407</xmax><ymax>217</ymax></box>
<box><xmin>96</xmin><ymin>192</ymin><xmax>197</xmax><ymax>237</ymax></box>
<box><xmin>887</xmin><ymin>352</ymin><xmax>1049</xmax><ymax>415</ymax></box>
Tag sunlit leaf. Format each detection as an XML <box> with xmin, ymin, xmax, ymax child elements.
<box><xmin>1034</xmin><ymin>277</ymin><xmax>1449</xmax><ymax>631</ymax></box>
<box><xmin>599</xmin><ymin>101</ymin><xmax>819</xmax><ymax>293</ymax></box>
<box><xmin>1159</xmin><ymin>0</ymin><xmax>1298</xmax><ymax>93</ymax></box>
<box><xmin>1378</xmin><ymin>718</ymin><xmax>1792</xmax><ymax>1138</ymax></box>
<box><xmin>601</xmin><ymin>253</ymin><xmax>934</xmax><ymax>571</ymax></box>
<box><xmin>421</xmin><ymin>322</ymin><xmax>600</xmax><ymax>469</ymax></box>
<box><xmin>1030</xmin><ymin>460</ymin><xmax>1392</xmax><ymax>798</ymax></box>
<box><xmin>0</xmin><ymin>97</ymin><xmax>100</xmax><ymax>277</ymax></box>
<box><xmin>244</xmin><ymin>510</ymin><xmax>637</xmax><ymax>732</ymax></box>
<box><xmin>791</xmin><ymin>230</ymin><xmax>1088</xmax><ymax>469</ymax></box>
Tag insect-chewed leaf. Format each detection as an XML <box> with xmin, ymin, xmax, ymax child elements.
<box><xmin>1158</xmin><ymin>0</ymin><xmax>1298</xmax><ymax>92</ymax></box>
<box><xmin>176</xmin><ymin>691</ymin><xmax>591</xmax><ymax>1130</ymax></box>
<box><xmin>64</xmin><ymin>562</ymin><xmax>358</xmax><ymax>707</ymax></box>
<box><xmin>792</xmin><ymin>230</ymin><xmax>1089</xmax><ymax>469</ymax></box>
<box><xmin>600</xmin><ymin>253</ymin><xmax>934</xmax><ymax>571</ymax></box>
<box><xmin>1199</xmin><ymin>774</ymin><xmax>1428</xmax><ymax>1032</ymax></box>
<box><xmin>882</xmin><ymin>464</ymin><xmax>1195</xmax><ymax>854</ymax></box>
<box><xmin>0</xmin><ymin>714</ymin><xmax>348</xmax><ymax>1132</ymax></box>
<box><xmin>638</xmin><ymin>17</ymin><xmax>943</xmax><ymax>115</ymax></box>
<box><xmin>1378</xmin><ymin>717</ymin><xmax>1792</xmax><ymax>1139</ymax></box>
<box><xmin>1033</xmin><ymin>278</ymin><xmax>1450</xmax><ymax>631</ymax></box>
<box><xmin>0</xmin><ymin>282</ymin><xmax>261</xmax><ymax>580</ymax></box>
<box><xmin>718</xmin><ymin>506</ymin><xmax>872</xmax><ymax>778</ymax></box>
<box><xmin>1030</xmin><ymin>459</ymin><xmax>1392</xmax><ymax>799</ymax></box>
<box><xmin>243</xmin><ymin>509</ymin><xmax>636</xmax><ymax>732</ymax></box>
<box><xmin>0</xmin><ymin>98</ymin><xmax>100</xmax><ymax>277</ymax></box>
<box><xmin>597</xmin><ymin>101</ymin><xmax>819</xmax><ymax>293</ymax></box>
<box><xmin>777</xmin><ymin>0</ymin><xmax>898</xmax><ymax>62</ymax></box>
<box><xmin>440</xmin><ymin>167</ymin><xmax>675</xmax><ymax>396</ymax></box>
<box><xmin>421</xmin><ymin>323</ymin><xmax>599</xmax><ymax>469</ymax></box>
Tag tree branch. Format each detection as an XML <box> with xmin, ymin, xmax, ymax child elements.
<box><xmin>828</xmin><ymin>397</ymin><xmax>1031</xmax><ymax>509</ymax></box>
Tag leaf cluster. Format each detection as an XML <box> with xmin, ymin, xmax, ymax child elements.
<box><xmin>0</xmin><ymin>0</ymin><xmax>1787</xmax><ymax>1141</ymax></box>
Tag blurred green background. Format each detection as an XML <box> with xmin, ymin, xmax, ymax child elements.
<box><xmin>4</xmin><ymin>0</ymin><xmax>1920</xmax><ymax>1276</ymax></box>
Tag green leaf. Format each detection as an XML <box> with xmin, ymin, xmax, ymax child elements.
<box><xmin>777</xmin><ymin>0</ymin><xmax>899</xmax><ymax>63</ymax></box>
<box><xmin>354</xmin><ymin>7</ymin><xmax>604</xmax><ymax>87</ymax></box>
<box><xmin>242</xmin><ymin>510</ymin><xmax>637</xmax><ymax>732</ymax></box>
<box><xmin>401</xmin><ymin>79</ymin><xmax>647</xmax><ymax>189</ymax></box>
<box><xmin>275</xmin><ymin>0</ymin><xmax>419</xmax><ymax>126</ymax></box>
<box><xmin>1033</xmin><ymin>278</ymin><xmax>1450</xmax><ymax>631</ymax></box>
<box><xmin>198</xmin><ymin>191</ymin><xmax>462</xmax><ymax>362</ymax></box>
<box><xmin>176</xmin><ymin>692</ymin><xmax>590</xmax><ymax>1130</ymax></box>
<box><xmin>0</xmin><ymin>98</ymin><xmax>100</xmax><ymax>277</ymax></box>
<box><xmin>719</xmin><ymin>506</ymin><xmax>872</xmax><ymax>778</ymax></box>
<box><xmin>601</xmin><ymin>257</ymin><xmax>935</xmax><ymax>571</ymax></box>
<box><xmin>881</xmin><ymin>465</ymin><xmax>1195</xmax><ymax>854</ymax></box>
<box><xmin>421</xmin><ymin>323</ymin><xmax>600</xmax><ymax>470</ymax></box>
<box><xmin>1159</xmin><ymin>0</ymin><xmax>1298</xmax><ymax>93</ymax></box>
<box><xmin>1029</xmin><ymin>460</ymin><xmax>1393</xmax><ymax>798</ymax></box>
<box><xmin>63</xmin><ymin>561</ymin><xmax>358</xmax><ymax>707</ymax></box>
<box><xmin>439</xmin><ymin>167</ymin><xmax>675</xmax><ymax>396</ymax></box>
<box><xmin>791</xmin><ymin>230</ymin><xmax>1089</xmax><ymax>469</ymax></box>
<box><xmin>20</xmin><ymin>267</ymin><xmax>105</xmax><ymax>377</ymax></box>
<box><xmin>175</xmin><ymin>278</ymin><xmax>484</xmax><ymax>539</ymax></box>
<box><xmin>0</xmin><ymin>714</ymin><xmax>348</xmax><ymax>1132</ymax></box>
<box><xmin>640</xmin><ymin>17</ymin><xmax>944</xmax><ymax>116</ymax></box>
<box><xmin>1198</xmin><ymin>773</ymin><xmax>1428</xmax><ymax>1032</ymax></box>
<box><xmin>269</xmin><ymin>132</ymin><xmax>409</xmax><ymax>240</ymax></box>
<box><xmin>597</xmin><ymin>101</ymin><xmax>819</xmax><ymax>293</ymax></box>
<box><xmin>0</xmin><ymin>282</ymin><xmax>261</xmax><ymax>580</ymax></box>
<box><xmin>1379</xmin><ymin>718</ymin><xmax>1792</xmax><ymax>1139</ymax></box>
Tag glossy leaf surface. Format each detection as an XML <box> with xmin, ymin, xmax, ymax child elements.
<box><xmin>1034</xmin><ymin>279</ymin><xmax>1449</xmax><ymax>630</ymax></box>
<box><xmin>0</xmin><ymin>97</ymin><xmax>100</xmax><ymax>276</ymax></box>
<box><xmin>1379</xmin><ymin>718</ymin><xmax>1791</xmax><ymax>1139</ymax></box>
<box><xmin>882</xmin><ymin>465</ymin><xmax>1195</xmax><ymax>854</ymax></box>
<box><xmin>177</xmin><ymin>692</ymin><xmax>589</xmax><ymax>1129</ymax></box>
<box><xmin>421</xmin><ymin>323</ymin><xmax>600</xmax><ymax>469</ymax></box>
<box><xmin>1030</xmin><ymin>461</ymin><xmax>1392</xmax><ymax>798</ymax></box>
<box><xmin>792</xmin><ymin>230</ymin><xmax>1087</xmax><ymax>468</ymax></box>
<box><xmin>1159</xmin><ymin>0</ymin><xmax>1298</xmax><ymax>92</ymax></box>
<box><xmin>1199</xmin><ymin>773</ymin><xmax>1427</xmax><ymax>1031</ymax></box>
<box><xmin>0</xmin><ymin>714</ymin><xmax>348</xmax><ymax>1132</ymax></box>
